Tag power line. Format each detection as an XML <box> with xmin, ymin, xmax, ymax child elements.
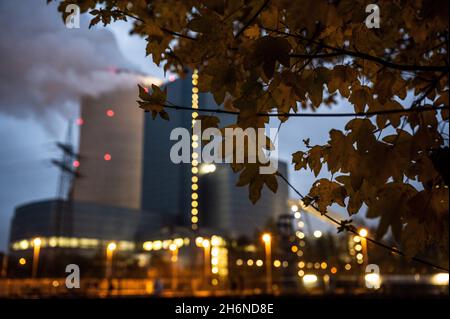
<box><xmin>276</xmin><ymin>172</ymin><xmax>449</xmax><ymax>273</ymax></box>
<box><xmin>160</xmin><ymin>102</ymin><xmax>448</xmax><ymax>118</ymax></box>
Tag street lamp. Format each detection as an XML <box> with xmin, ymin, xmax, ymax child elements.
<box><xmin>262</xmin><ymin>233</ymin><xmax>272</xmax><ymax>294</ymax></box>
<box><xmin>105</xmin><ymin>242</ymin><xmax>117</xmax><ymax>279</ymax></box>
<box><xmin>169</xmin><ymin>243</ymin><xmax>179</xmax><ymax>291</ymax></box>
<box><xmin>32</xmin><ymin>237</ymin><xmax>41</xmax><ymax>278</ymax></box>
<box><xmin>202</xmin><ymin>239</ymin><xmax>210</xmax><ymax>286</ymax></box>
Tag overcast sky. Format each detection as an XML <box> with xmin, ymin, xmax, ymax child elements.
<box><xmin>0</xmin><ymin>0</ymin><xmax>356</xmax><ymax>251</ymax></box>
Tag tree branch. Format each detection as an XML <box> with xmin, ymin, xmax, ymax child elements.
<box><xmin>235</xmin><ymin>0</ymin><xmax>271</xmax><ymax>39</ymax></box>
<box><xmin>266</xmin><ymin>27</ymin><xmax>449</xmax><ymax>73</ymax></box>
<box><xmin>114</xmin><ymin>10</ymin><xmax>197</xmax><ymax>41</ymax></box>
<box><xmin>158</xmin><ymin>102</ymin><xmax>448</xmax><ymax>118</ymax></box>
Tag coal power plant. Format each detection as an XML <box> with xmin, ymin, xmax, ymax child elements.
<box><xmin>7</xmin><ymin>74</ymin><xmax>289</xmax><ymax>278</ymax></box>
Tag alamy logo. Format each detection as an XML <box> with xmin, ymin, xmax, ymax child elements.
<box><xmin>365</xmin><ymin>4</ymin><xmax>380</xmax><ymax>29</ymax></box>
<box><xmin>170</xmin><ymin>121</ymin><xmax>279</xmax><ymax>174</ymax></box>
<box><xmin>65</xmin><ymin>264</ymin><xmax>80</xmax><ymax>288</ymax></box>
<box><xmin>65</xmin><ymin>4</ymin><xmax>80</xmax><ymax>29</ymax></box>
<box><xmin>365</xmin><ymin>264</ymin><xmax>381</xmax><ymax>289</ymax></box>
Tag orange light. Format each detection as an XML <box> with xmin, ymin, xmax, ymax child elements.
<box><xmin>33</xmin><ymin>238</ymin><xmax>42</xmax><ymax>247</ymax></box>
<box><xmin>107</xmin><ymin>242</ymin><xmax>117</xmax><ymax>252</ymax></box>
<box><xmin>106</xmin><ymin>109</ymin><xmax>115</xmax><ymax>117</ymax></box>
<box><xmin>202</xmin><ymin>239</ymin><xmax>210</xmax><ymax>248</ymax></box>
<box><xmin>330</xmin><ymin>267</ymin><xmax>338</xmax><ymax>274</ymax></box>
<box><xmin>262</xmin><ymin>233</ymin><xmax>271</xmax><ymax>243</ymax></box>
<box><xmin>104</xmin><ymin>153</ymin><xmax>112</xmax><ymax>161</ymax></box>
<box><xmin>358</xmin><ymin>228</ymin><xmax>368</xmax><ymax>238</ymax></box>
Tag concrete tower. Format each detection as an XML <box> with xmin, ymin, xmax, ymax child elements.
<box><xmin>73</xmin><ymin>79</ymin><xmax>160</xmax><ymax>209</ymax></box>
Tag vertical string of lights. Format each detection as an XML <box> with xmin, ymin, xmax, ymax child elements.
<box><xmin>191</xmin><ymin>70</ymin><xmax>200</xmax><ymax>231</ymax></box>
<box><xmin>291</xmin><ymin>203</ymin><xmax>307</xmax><ymax>277</ymax></box>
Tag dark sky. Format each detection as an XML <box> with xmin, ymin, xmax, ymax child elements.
<box><xmin>0</xmin><ymin>0</ymin><xmax>361</xmax><ymax>251</ymax></box>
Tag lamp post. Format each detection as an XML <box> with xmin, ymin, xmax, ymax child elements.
<box><xmin>105</xmin><ymin>242</ymin><xmax>117</xmax><ymax>279</ymax></box>
<box><xmin>262</xmin><ymin>233</ymin><xmax>272</xmax><ymax>294</ymax></box>
<box><xmin>32</xmin><ymin>237</ymin><xmax>41</xmax><ymax>279</ymax></box>
<box><xmin>1</xmin><ymin>254</ymin><xmax>8</xmax><ymax>278</ymax></box>
<box><xmin>169</xmin><ymin>243</ymin><xmax>179</xmax><ymax>292</ymax></box>
<box><xmin>202</xmin><ymin>239</ymin><xmax>210</xmax><ymax>286</ymax></box>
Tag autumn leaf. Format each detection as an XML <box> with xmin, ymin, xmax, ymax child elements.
<box><xmin>137</xmin><ymin>84</ymin><xmax>169</xmax><ymax>120</ymax></box>
<box><xmin>251</xmin><ymin>36</ymin><xmax>291</xmax><ymax>78</ymax></box>
<box><xmin>244</xmin><ymin>24</ymin><xmax>260</xmax><ymax>39</ymax></box>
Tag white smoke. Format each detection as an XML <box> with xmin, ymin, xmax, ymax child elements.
<box><xmin>0</xmin><ymin>0</ymin><xmax>159</xmax><ymax>123</ymax></box>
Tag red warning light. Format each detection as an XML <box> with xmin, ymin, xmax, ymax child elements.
<box><xmin>73</xmin><ymin>160</ymin><xmax>80</xmax><ymax>168</ymax></box>
<box><xmin>143</xmin><ymin>87</ymin><xmax>149</xmax><ymax>93</ymax></box>
<box><xmin>106</xmin><ymin>109</ymin><xmax>115</xmax><ymax>117</ymax></box>
<box><xmin>104</xmin><ymin>153</ymin><xmax>112</xmax><ymax>161</ymax></box>
<box><xmin>75</xmin><ymin>118</ymin><xmax>84</xmax><ymax>126</ymax></box>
